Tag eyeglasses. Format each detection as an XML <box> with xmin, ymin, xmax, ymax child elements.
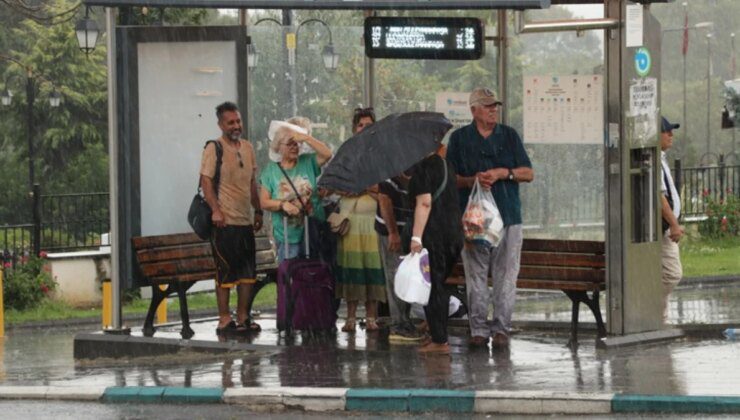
<box><xmin>281</xmin><ymin>140</ymin><xmax>299</xmax><ymax>148</ymax></box>
<box><xmin>236</xmin><ymin>151</ymin><xmax>243</xmax><ymax>168</ymax></box>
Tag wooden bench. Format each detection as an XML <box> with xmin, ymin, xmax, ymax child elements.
<box><xmin>446</xmin><ymin>238</ymin><xmax>606</xmax><ymax>344</ymax></box>
<box><xmin>132</xmin><ymin>232</ymin><xmax>278</xmax><ymax>339</ymax></box>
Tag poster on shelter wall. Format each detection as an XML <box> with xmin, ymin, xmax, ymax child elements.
<box><xmin>523</xmin><ymin>75</ymin><xmax>604</xmax><ymax>144</ymax></box>
<box><xmin>435</xmin><ymin>92</ymin><xmax>471</xmax><ymax>129</ymax></box>
<box><xmin>138</xmin><ymin>41</ymin><xmax>238</xmax><ymax>236</ymax></box>
<box><xmin>627</xmin><ymin>77</ymin><xmax>659</xmax><ymax>147</ymax></box>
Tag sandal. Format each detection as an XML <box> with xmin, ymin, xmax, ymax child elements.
<box><xmin>341</xmin><ymin>317</ymin><xmax>356</xmax><ymax>333</ymax></box>
<box><xmin>216</xmin><ymin>320</ymin><xmax>237</xmax><ymax>336</ymax></box>
<box><xmin>236</xmin><ymin>317</ymin><xmax>262</xmax><ymax>333</ymax></box>
<box><xmin>366</xmin><ymin>317</ymin><xmax>380</xmax><ymax>331</ymax></box>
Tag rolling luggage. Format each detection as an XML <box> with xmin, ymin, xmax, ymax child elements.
<box><xmin>276</xmin><ymin>215</ymin><xmax>337</xmax><ymax>335</ymax></box>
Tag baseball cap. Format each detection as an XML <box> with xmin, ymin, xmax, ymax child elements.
<box><xmin>469</xmin><ymin>88</ymin><xmax>503</xmax><ymax>107</ymax></box>
<box><xmin>661</xmin><ymin>116</ymin><xmax>680</xmax><ymax>133</ymax></box>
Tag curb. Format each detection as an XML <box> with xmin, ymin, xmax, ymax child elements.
<box><xmin>1</xmin><ymin>386</ymin><xmax>739</xmax><ymax>413</ymax></box>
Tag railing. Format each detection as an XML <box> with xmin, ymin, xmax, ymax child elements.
<box><xmin>1</xmin><ymin>188</ymin><xmax>109</xmax><ymax>256</ymax></box>
<box><xmin>40</xmin><ymin>191</ymin><xmax>109</xmax><ymax>252</ymax></box>
<box><xmin>0</xmin><ymin>224</ymin><xmax>33</xmax><ymax>269</ymax></box>
<box><xmin>676</xmin><ymin>158</ymin><xmax>740</xmax><ymax>219</ymax></box>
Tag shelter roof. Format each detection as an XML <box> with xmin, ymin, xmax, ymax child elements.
<box><xmin>82</xmin><ymin>0</ymin><xmax>551</xmax><ymax>9</ymax></box>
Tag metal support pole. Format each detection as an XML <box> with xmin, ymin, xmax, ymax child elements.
<box><xmin>363</xmin><ymin>10</ymin><xmax>375</xmax><ymax>108</ymax></box>
<box><xmin>682</xmin><ymin>2</ymin><xmax>688</xmax><ymax>158</ymax></box>
<box><xmin>283</xmin><ymin>10</ymin><xmax>296</xmax><ymax>117</ymax></box>
<box><xmin>497</xmin><ymin>9</ymin><xmax>508</xmax><ymax>124</ymax></box>
<box><xmin>719</xmin><ymin>154</ymin><xmax>725</xmax><ymax>201</ymax></box>
<box><xmin>105</xmin><ymin>6</ymin><xmax>127</xmax><ymax>334</ymax></box>
<box><xmin>674</xmin><ymin>158</ymin><xmax>682</xmax><ymax>199</ymax></box>
<box><xmin>706</xmin><ymin>33</ymin><xmax>712</xmax><ymax>159</ymax></box>
<box><xmin>32</xmin><ymin>184</ymin><xmax>40</xmax><ymax>256</ymax></box>
<box><xmin>26</xmin><ymin>76</ymin><xmax>35</xmax><ymax>192</ymax></box>
<box><xmin>732</xmin><ymin>33</ymin><xmax>737</xmax><ymax>156</ymax></box>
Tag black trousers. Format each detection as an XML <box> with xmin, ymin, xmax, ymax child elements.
<box><xmin>424</xmin><ymin>242</ymin><xmax>462</xmax><ymax>344</ymax></box>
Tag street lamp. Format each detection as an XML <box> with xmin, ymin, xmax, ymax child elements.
<box><xmin>1</xmin><ymin>70</ymin><xmax>62</xmax><ymax>192</ymax></box>
<box><xmin>75</xmin><ymin>6</ymin><xmax>100</xmax><ymax>56</ymax></box>
<box><xmin>247</xmin><ymin>17</ymin><xmax>282</xmax><ymax>69</ymax></box>
<box><xmin>295</xmin><ymin>18</ymin><xmax>340</xmax><ymax>72</ymax></box>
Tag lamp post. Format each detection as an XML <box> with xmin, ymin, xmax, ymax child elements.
<box><xmin>1</xmin><ymin>63</ymin><xmax>62</xmax><ymax>256</ymax></box>
<box><xmin>247</xmin><ymin>17</ymin><xmax>282</xmax><ymax>69</ymax></box>
<box><xmin>1</xmin><ymin>69</ymin><xmax>62</xmax><ymax>191</ymax></box>
<box><xmin>295</xmin><ymin>18</ymin><xmax>340</xmax><ymax>72</ymax></box>
<box><xmin>705</xmin><ymin>31</ymin><xmax>713</xmax><ymax>164</ymax></box>
<box><xmin>732</xmin><ymin>32</ymin><xmax>737</xmax><ymax>156</ymax></box>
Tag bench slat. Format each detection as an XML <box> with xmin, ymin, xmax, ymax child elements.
<box><xmin>519</xmin><ymin>266</ymin><xmax>604</xmax><ymax>282</ymax></box>
<box><xmin>132</xmin><ymin>233</ymin><xmax>203</xmax><ymax>248</ymax></box>
<box><xmin>517</xmin><ymin>279</ymin><xmax>605</xmax><ymax>292</ymax></box>
<box><xmin>522</xmin><ymin>239</ymin><xmax>605</xmax><ymax>254</ymax></box>
<box><xmin>140</xmin><ymin>250</ymin><xmax>278</xmax><ymax>278</ymax></box>
<box><xmin>149</xmin><ymin>268</ymin><xmax>277</xmax><ymax>286</ymax></box>
<box><xmin>520</xmin><ymin>252</ymin><xmax>605</xmax><ymax>269</ymax></box>
<box><xmin>133</xmin><ymin>234</ymin><xmax>272</xmax><ymax>251</ymax></box>
<box><xmin>136</xmin><ymin>243</ymin><xmax>211</xmax><ymax>263</ymax></box>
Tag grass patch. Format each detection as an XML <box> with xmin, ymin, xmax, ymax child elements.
<box><xmin>5</xmin><ymin>282</ymin><xmax>277</xmax><ymax>326</ymax></box>
<box><xmin>681</xmin><ymin>235</ymin><xmax>740</xmax><ymax>278</ymax></box>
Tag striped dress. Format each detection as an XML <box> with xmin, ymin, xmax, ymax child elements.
<box><xmin>335</xmin><ymin>194</ymin><xmax>387</xmax><ymax>302</ymax></box>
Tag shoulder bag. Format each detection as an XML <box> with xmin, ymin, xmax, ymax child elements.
<box><xmin>187</xmin><ymin>140</ymin><xmax>222</xmax><ymax>240</ymax></box>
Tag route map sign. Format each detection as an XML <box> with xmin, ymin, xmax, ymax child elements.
<box><xmin>364</xmin><ymin>17</ymin><xmax>484</xmax><ymax>60</ymax></box>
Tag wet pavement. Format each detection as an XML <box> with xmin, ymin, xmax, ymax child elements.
<box><xmin>1</xmin><ymin>282</ymin><xmax>739</xmax><ymax>397</ymax></box>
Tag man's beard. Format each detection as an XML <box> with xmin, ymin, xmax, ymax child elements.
<box><xmin>227</xmin><ymin>130</ymin><xmax>241</xmax><ymax>141</ymax></box>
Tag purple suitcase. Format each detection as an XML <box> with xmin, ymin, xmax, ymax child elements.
<box><xmin>276</xmin><ymin>217</ymin><xmax>337</xmax><ymax>334</ymax></box>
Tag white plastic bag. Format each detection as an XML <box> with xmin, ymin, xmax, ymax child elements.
<box><xmin>394</xmin><ymin>249</ymin><xmax>432</xmax><ymax>305</ymax></box>
<box><xmin>462</xmin><ymin>179</ymin><xmax>504</xmax><ymax>247</ymax></box>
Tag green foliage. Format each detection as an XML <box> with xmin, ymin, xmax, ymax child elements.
<box><xmin>699</xmin><ymin>194</ymin><xmax>740</xmax><ymax>238</ymax></box>
<box><xmin>2</xmin><ymin>254</ymin><xmax>57</xmax><ymax>311</ymax></box>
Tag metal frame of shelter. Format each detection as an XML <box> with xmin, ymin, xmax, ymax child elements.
<box><xmin>84</xmin><ymin>0</ymin><xmax>674</xmax><ymax>342</ymax></box>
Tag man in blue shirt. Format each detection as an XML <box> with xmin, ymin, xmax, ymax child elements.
<box><xmin>447</xmin><ymin>87</ymin><xmax>534</xmax><ymax>350</ymax></box>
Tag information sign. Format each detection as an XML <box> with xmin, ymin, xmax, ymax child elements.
<box><xmin>364</xmin><ymin>17</ymin><xmax>484</xmax><ymax>60</ymax></box>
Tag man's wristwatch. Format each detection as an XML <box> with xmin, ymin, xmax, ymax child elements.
<box><xmin>507</xmin><ymin>169</ymin><xmax>515</xmax><ymax>181</ymax></box>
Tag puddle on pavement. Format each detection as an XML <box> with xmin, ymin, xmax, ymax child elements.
<box><xmin>0</xmin><ymin>282</ymin><xmax>738</xmax><ymax>395</ymax></box>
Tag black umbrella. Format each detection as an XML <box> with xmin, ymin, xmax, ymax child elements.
<box><xmin>318</xmin><ymin>112</ymin><xmax>452</xmax><ymax>194</ymax></box>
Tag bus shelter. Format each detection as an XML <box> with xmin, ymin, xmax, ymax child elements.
<box><xmin>82</xmin><ymin>0</ymin><xmax>675</xmax><ymax>343</ymax></box>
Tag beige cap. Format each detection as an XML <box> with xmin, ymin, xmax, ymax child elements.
<box><xmin>469</xmin><ymin>87</ymin><xmax>503</xmax><ymax>107</ymax></box>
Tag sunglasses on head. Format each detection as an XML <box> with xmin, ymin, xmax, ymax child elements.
<box><xmin>354</xmin><ymin>107</ymin><xmax>375</xmax><ymax>116</ymax></box>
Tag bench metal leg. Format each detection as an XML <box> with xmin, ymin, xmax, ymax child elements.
<box><xmin>177</xmin><ymin>282</ymin><xmax>195</xmax><ymax>339</ymax></box>
<box><xmin>565</xmin><ymin>291</ymin><xmax>581</xmax><ymax>347</ymax></box>
<box><xmin>564</xmin><ymin>290</ymin><xmax>607</xmax><ymax>346</ymax></box>
<box><xmin>143</xmin><ymin>284</ymin><xmax>170</xmax><ymax>337</ymax></box>
<box><xmin>585</xmin><ymin>290</ymin><xmax>607</xmax><ymax>339</ymax></box>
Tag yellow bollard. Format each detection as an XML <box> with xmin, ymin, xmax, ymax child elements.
<box><xmin>102</xmin><ymin>280</ymin><xmax>112</xmax><ymax>329</ymax></box>
<box><xmin>0</xmin><ymin>269</ymin><xmax>5</xmax><ymax>338</ymax></box>
<box><xmin>156</xmin><ymin>284</ymin><xmax>167</xmax><ymax>324</ymax></box>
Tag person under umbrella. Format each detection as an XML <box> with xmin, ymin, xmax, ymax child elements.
<box><xmin>334</xmin><ymin>107</ymin><xmax>386</xmax><ymax>333</ymax></box>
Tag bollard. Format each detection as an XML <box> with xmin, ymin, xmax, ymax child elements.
<box><xmin>0</xmin><ymin>269</ymin><xmax>5</xmax><ymax>337</ymax></box>
<box><xmin>156</xmin><ymin>285</ymin><xmax>167</xmax><ymax>324</ymax></box>
<box><xmin>102</xmin><ymin>280</ymin><xmax>112</xmax><ymax>329</ymax></box>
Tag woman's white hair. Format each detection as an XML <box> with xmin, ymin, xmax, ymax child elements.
<box><xmin>269</xmin><ymin>116</ymin><xmax>312</xmax><ymax>155</ymax></box>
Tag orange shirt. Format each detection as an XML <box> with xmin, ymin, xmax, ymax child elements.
<box><xmin>199</xmin><ymin>138</ymin><xmax>257</xmax><ymax>226</ymax></box>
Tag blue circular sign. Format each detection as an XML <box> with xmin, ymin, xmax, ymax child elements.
<box><xmin>634</xmin><ymin>47</ymin><xmax>651</xmax><ymax>77</ymax></box>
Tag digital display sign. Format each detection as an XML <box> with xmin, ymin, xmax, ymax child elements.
<box><xmin>364</xmin><ymin>17</ymin><xmax>484</xmax><ymax>60</ymax></box>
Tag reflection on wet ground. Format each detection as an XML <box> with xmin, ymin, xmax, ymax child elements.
<box><xmin>1</xmin><ymin>282</ymin><xmax>738</xmax><ymax>396</ymax></box>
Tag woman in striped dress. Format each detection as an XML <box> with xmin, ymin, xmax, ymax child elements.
<box><xmin>335</xmin><ymin>108</ymin><xmax>387</xmax><ymax>333</ymax></box>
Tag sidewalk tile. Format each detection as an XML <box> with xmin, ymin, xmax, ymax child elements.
<box><xmin>346</xmin><ymin>389</ymin><xmax>409</xmax><ymax>412</ymax></box>
<box><xmin>614</xmin><ymin>394</ymin><xmax>740</xmax><ymax>413</ymax></box>
<box><xmin>161</xmin><ymin>387</ymin><xmax>223</xmax><ymax>404</ymax></box>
